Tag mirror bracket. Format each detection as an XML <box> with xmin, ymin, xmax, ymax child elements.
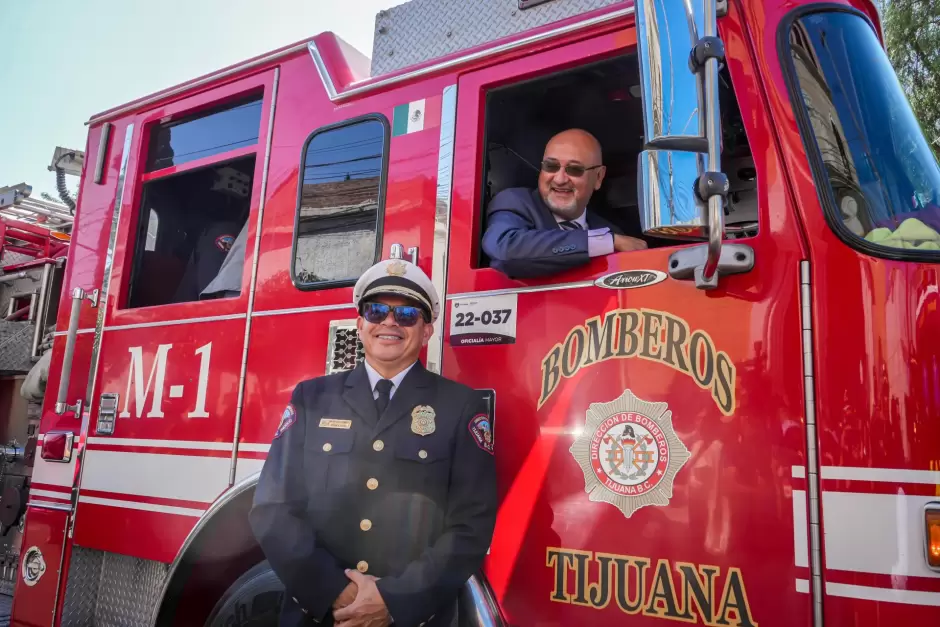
<box><xmin>668</xmin><ymin>243</ymin><xmax>755</xmax><ymax>289</ymax></box>
<box><xmin>690</xmin><ymin>37</ymin><xmax>726</xmax><ymax>72</ymax></box>
<box><xmin>716</xmin><ymin>0</ymin><xmax>728</xmax><ymax>18</ymax></box>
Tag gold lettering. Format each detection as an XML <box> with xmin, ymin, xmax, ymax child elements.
<box><xmin>589</xmin><ymin>554</ymin><xmax>615</xmax><ymax>610</ymax></box>
<box><xmin>715</xmin><ymin>568</ymin><xmax>758</xmax><ymax>627</ymax></box>
<box><xmin>714</xmin><ymin>352</ymin><xmax>736</xmax><ymax>417</ymax></box>
<box><xmin>616</xmin><ymin>310</ymin><xmax>641</xmax><ymax>357</ymax></box>
<box><xmin>677</xmin><ymin>562</ymin><xmax>720</xmax><ymax>623</ymax></box>
<box><xmin>583</xmin><ymin>312</ymin><xmax>619</xmax><ymax>366</ymax></box>
<box><xmin>538</xmin><ymin>345</ymin><xmax>563</xmax><ymax>409</ymax></box>
<box><xmin>546</xmin><ymin>548</ymin><xmax>572</xmax><ymax>603</ymax></box>
<box><xmin>642</xmin><ymin>559</ymin><xmax>684</xmax><ymax>619</ymax></box>
<box><xmin>612</xmin><ymin>555</ymin><xmax>649</xmax><ymax>614</ymax></box>
<box><xmin>689</xmin><ymin>331</ymin><xmax>715</xmax><ymax>389</ymax></box>
<box><xmin>662</xmin><ymin>313</ymin><xmax>691</xmax><ymax>374</ymax></box>
<box><xmin>562</xmin><ymin>327</ymin><xmax>586</xmax><ymax>378</ymax></box>
<box><xmin>639</xmin><ymin>311</ymin><xmax>664</xmax><ymax>360</ymax></box>
<box><xmin>570</xmin><ymin>550</ymin><xmax>593</xmax><ymax>607</ymax></box>
<box><xmin>536</xmin><ymin>309</ymin><xmax>736</xmax><ymax>416</ymax></box>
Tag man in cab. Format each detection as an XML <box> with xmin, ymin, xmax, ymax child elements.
<box><xmin>482</xmin><ymin>128</ymin><xmax>648</xmax><ymax>278</ymax></box>
<box><xmin>250</xmin><ymin>258</ymin><xmax>498</xmax><ymax>627</ymax></box>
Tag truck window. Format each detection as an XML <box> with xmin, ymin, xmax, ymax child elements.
<box><xmin>291</xmin><ymin>116</ymin><xmax>388</xmax><ymax>289</ymax></box>
<box><xmin>126</xmin><ymin>93</ymin><xmax>263</xmax><ymax>308</ymax></box>
<box><xmin>477</xmin><ymin>53</ymin><xmax>757</xmax><ymax>269</ymax></box>
<box><xmin>785</xmin><ymin>10</ymin><xmax>940</xmax><ymax>257</ymax></box>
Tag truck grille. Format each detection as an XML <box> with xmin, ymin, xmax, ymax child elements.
<box><xmin>327</xmin><ymin>320</ymin><xmax>364</xmax><ymax>374</ymax></box>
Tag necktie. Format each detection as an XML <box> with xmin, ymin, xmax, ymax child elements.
<box><xmin>375</xmin><ymin>379</ymin><xmax>393</xmax><ymax>416</ymax></box>
<box><xmin>558</xmin><ymin>220</ymin><xmax>583</xmax><ymax>230</ymax></box>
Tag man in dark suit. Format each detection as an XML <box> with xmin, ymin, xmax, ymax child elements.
<box><xmin>482</xmin><ymin>128</ymin><xmax>647</xmax><ymax>278</ymax></box>
<box><xmin>250</xmin><ymin>258</ymin><xmax>497</xmax><ymax>627</ymax></box>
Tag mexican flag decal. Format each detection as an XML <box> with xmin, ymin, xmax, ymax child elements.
<box><xmin>392</xmin><ymin>95</ymin><xmax>443</xmax><ymax>137</ymax></box>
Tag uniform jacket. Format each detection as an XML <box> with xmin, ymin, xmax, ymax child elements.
<box><xmin>481</xmin><ymin>187</ymin><xmax>623</xmax><ymax>279</ymax></box>
<box><xmin>250</xmin><ymin>361</ymin><xmax>498</xmax><ymax>627</ymax></box>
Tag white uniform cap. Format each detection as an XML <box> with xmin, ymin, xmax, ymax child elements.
<box><xmin>353</xmin><ymin>259</ymin><xmax>441</xmax><ymax>322</ymax></box>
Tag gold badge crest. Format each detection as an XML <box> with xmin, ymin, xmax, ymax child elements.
<box><xmin>387</xmin><ymin>261</ymin><xmax>407</xmax><ymax>277</ymax></box>
<box><xmin>569</xmin><ymin>389</ymin><xmax>691</xmax><ymax>519</ymax></box>
<box><xmin>411</xmin><ymin>405</ymin><xmax>436</xmax><ymax>436</ymax></box>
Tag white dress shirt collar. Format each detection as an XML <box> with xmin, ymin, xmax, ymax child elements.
<box><xmin>363</xmin><ymin>359</ymin><xmax>417</xmax><ymax>399</ymax></box>
<box><xmin>553</xmin><ymin>208</ymin><xmax>588</xmax><ymax>228</ymax></box>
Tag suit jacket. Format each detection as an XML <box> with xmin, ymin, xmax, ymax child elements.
<box><xmin>250</xmin><ymin>361</ymin><xmax>497</xmax><ymax>627</ymax></box>
<box><xmin>481</xmin><ymin>187</ymin><xmax>624</xmax><ymax>279</ymax></box>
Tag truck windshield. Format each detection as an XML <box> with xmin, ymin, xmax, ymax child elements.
<box><xmin>787</xmin><ymin>11</ymin><xmax>940</xmax><ymax>254</ymax></box>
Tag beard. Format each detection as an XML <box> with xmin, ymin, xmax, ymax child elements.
<box><xmin>542</xmin><ymin>188</ymin><xmax>582</xmax><ymax>219</ymax></box>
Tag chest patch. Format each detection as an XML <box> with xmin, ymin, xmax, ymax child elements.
<box><xmin>469</xmin><ymin>414</ymin><xmax>494</xmax><ymax>455</ymax></box>
<box><xmin>274</xmin><ymin>404</ymin><xmax>297</xmax><ymax>439</ymax></box>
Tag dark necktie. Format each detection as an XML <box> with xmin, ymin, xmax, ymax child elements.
<box><xmin>558</xmin><ymin>220</ymin><xmax>583</xmax><ymax>230</ymax></box>
<box><xmin>375</xmin><ymin>379</ymin><xmax>393</xmax><ymax>416</ymax></box>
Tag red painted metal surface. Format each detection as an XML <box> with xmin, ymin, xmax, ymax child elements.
<box><xmin>13</xmin><ymin>0</ymin><xmax>940</xmax><ymax>624</ymax></box>
<box><xmin>11</xmin><ymin>508</ymin><xmax>68</xmax><ymax>627</ymax></box>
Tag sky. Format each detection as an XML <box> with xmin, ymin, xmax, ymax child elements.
<box><xmin>0</xmin><ymin>0</ymin><xmax>393</xmax><ymax>201</ymax></box>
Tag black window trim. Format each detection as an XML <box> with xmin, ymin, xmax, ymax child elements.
<box><xmin>777</xmin><ymin>3</ymin><xmax>940</xmax><ymax>263</ymax></box>
<box><xmin>290</xmin><ymin>113</ymin><xmax>390</xmax><ymax>291</ymax></box>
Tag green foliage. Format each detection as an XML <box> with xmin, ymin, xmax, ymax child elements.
<box><xmin>882</xmin><ymin>0</ymin><xmax>940</xmax><ymax>154</ymax></box>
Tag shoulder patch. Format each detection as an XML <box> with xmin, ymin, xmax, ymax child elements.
<box><xmin>468</xmin><ymin>414</ymin><xmax>494</xmax><ymax>455</ymax></box>
<box><xmin>215</xmin><ymin>234</ymin><xmax>235</xmax><ymax>253</ymax></box>
<box><xmin>274</xmin><ymin>404</ymin><xmax>297</xmax><ymax>439</ymax></box>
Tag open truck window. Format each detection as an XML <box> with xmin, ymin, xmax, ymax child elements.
<box><xmin>784</xmin><ymin>9</ymin><xmax>940</xmax><ymax>259</ymax></box>
<box><xmin>291</xmin><ymin>116</ymin><xmax>388</xmax><ymax>289</ymax></box>
<box><xmin>477</xmin><ymin>53</ymin><xmax>757</xmax><ymax>269</ymax></box>
<box><xmin>126</xmin><ymin>93</ymin><xmax>263</xmax><ymax>308</ymax></box>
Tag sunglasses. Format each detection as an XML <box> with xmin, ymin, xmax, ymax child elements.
<box><xmin>540</xmin><ymin>159</ymin><xmax>603</xmax><ymax>178</ymax></box>
<box><xmin>361</xmin><ymin>302</ymin><xmax>428</xmax><ymax>327</ymax></box>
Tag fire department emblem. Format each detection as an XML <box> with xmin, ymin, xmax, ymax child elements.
<box><xmin>387</xmin><ymin>260</ymin><xmax>407</xmax><ymax>277</ymax></box>
<box><xmin>569</xmin><ymin>389</ymin><xmax>690</xmax><ymax>518</ymax></box>
<box><xmin>411</xmin><ymin>405</ymin><xmax>436</xmax><ymax>436</ymax></box>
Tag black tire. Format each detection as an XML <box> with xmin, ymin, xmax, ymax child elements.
<box><xmin>205</xmin><ymin>561</ymin><xmax>284</xmax><ymax>627</ymax></box>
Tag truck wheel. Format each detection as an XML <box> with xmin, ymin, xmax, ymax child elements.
<box><xmin>205</xmin><ymin>561</ymin><xmax>284</xmax><ymax>627</ymax></box>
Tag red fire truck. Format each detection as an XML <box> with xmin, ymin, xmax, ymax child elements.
<box><xmin>10</xmin><ymin>0</ymin><xmax>940</xmax><ymax>624</ymax></box>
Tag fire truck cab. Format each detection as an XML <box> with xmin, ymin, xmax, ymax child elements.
<box><xmin>12</xmin><ymin>0</ymin><xmax>940</xmax><ymax>625</ymax></box>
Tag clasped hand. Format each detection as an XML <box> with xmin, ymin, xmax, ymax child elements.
<box><xmin>332</xmin><ymin>569</ymin><xmax>391</xmax><ymax>627</ymax></box>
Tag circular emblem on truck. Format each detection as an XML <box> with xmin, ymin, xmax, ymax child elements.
<box><xmin>569</xmin><ymin>389</ymin><xmax>690</xmax><ymax>518</ymax></box>
<box><xmin>22</xmin><ymin>546</ymin><xmax>46</xmax><ymax>586</ymax></box>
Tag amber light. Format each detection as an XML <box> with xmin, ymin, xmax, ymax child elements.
<box><xmin>927</xmin><ymin>508</ymin><xmax>940</xmax><ymax>570</ymax></box>
<box><xmin>40</xmin><ymin>432</ymin><xmax>73</xmax><ymax>463</ymax></box>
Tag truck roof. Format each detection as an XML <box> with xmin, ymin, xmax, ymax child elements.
<box><xmin>87</xmin><ymin>0</ymin><xmax>629</xmax><ymax>126</ymax></box>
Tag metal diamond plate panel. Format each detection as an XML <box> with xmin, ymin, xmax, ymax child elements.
<box><xmin>370</xmin><ymin>0</ymin><xmax>622</xmax><ymax>76</ymax></box>
<box><xmin>60</xmin><ymin>547</ymin><xmax>103</xmax><ymax>626</ymax></box>
<box><xmin>0</xmin><ymin>322</ymin><xmax>35</xmax><ymax>374</ymax></box>
<box><xmin>60</xmin><ymin>547</ymin><xmax>169</xmax><ymax>627</ymax></box>
<box><xmin>95</xmin><ymin>551</ymin><xmax>168</xmax><ymax>626</ymax></box>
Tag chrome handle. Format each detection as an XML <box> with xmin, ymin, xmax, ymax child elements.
<box><xmin>407</xmin><ymin>246</ymin><xmax>418</xmax><ymax>265</ymax></box>
<box><xmin>54</xmin><ymin>287</ymin><xmax>96</xmax><ymax>416</ymax></box>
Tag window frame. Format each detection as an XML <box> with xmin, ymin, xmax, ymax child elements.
<box><xmin>289</xmin><ymin>113</ymin><xmax>390</xmax><ymax>292</ymax></box>
<box><xmin>121</xmin><ymin>82</ymin><xmax>268</xmax><ymax>311</ymax></box>
<box><xmin>777</xmin><ymin>3</ymin><xmax>940</xmax><ymax>263</ymax></box>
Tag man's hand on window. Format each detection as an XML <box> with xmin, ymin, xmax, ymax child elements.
<box><xmin>613</xmin><ymin>234</ymin><xmax>649</xmax><ymax>252</ymax></box>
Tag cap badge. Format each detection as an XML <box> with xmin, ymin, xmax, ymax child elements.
<box><xmin>387</xmin><ymin>261</ymin><xmax>408</xmax><ymax>277</ymax></box>
<box><xmin>411</xmin><ymin>405</ymin><xmax>436</xmax><ymax>436</ymax></box>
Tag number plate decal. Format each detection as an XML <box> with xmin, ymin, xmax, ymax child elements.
<box><xmin>449</xmin><ymin>294</ymin><xmax>518</xmax><ymax>346</ymax></box>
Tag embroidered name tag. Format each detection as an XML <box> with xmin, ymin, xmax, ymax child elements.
<box><xmin>319</xmin><ymin>418</ymin><xmax>352</xmax><ymax>429</ymax></box>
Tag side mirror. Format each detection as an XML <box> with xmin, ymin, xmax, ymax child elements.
<box><xmin>638</xmin><ymin>149</ymin><xmax>707</xmax><ymax>240</ymax></box>
<box><xmin>635</xmin><ymin>0</ymin><xmax>707</xmax><ymax>153</ymax></box>
<box><xmin>634</xmin><ymin>0</ymin><xmax>753</xmax><ymax>289</ymax></box>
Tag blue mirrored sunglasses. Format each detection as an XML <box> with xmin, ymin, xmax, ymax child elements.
<box><xmin>361</xmin><ymin>302</ymin><xmax>427</xmax><ymax>326</ymax></box>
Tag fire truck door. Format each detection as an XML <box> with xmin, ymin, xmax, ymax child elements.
<box><xmin>70</xmin><ymin>70</ymin><xmax>277</xmax><ymax>563</ymax></box>
<box><xmin>436</xmin><ymin>23</ymin><xmax>812</xmax><ymax>627</ymax></box>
